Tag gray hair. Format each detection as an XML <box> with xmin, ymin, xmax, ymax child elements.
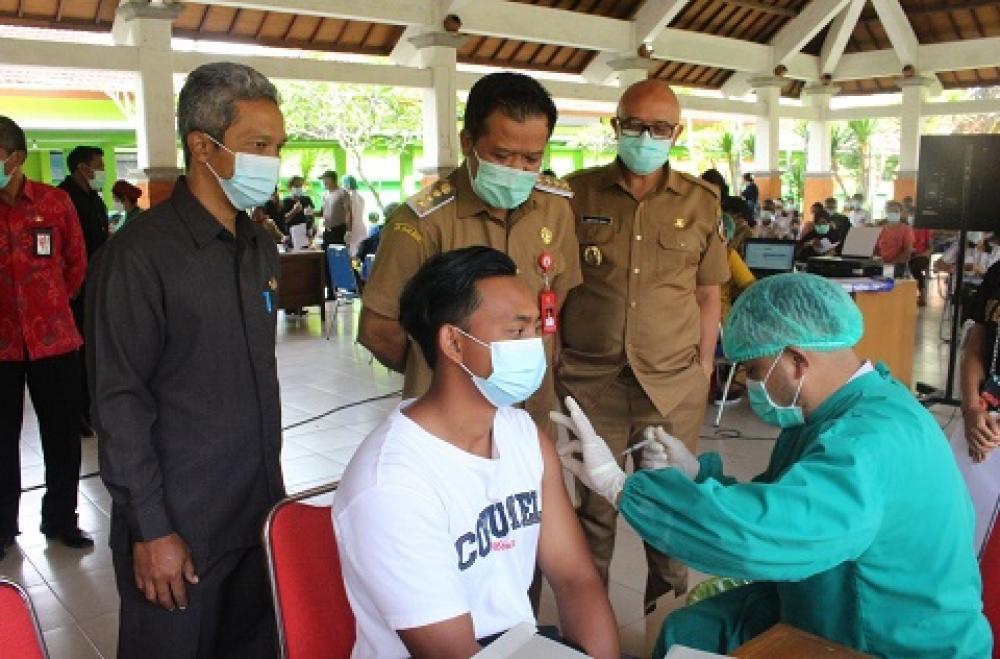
<box><xmin>0</xmin><ymin>116</ymin><xmax>26</xmax><ymax>155</ymax></box>
<box><xmin>177</xmin><ymin>62</ymin><xmax>280</xmax><ymax>166</ymax></box>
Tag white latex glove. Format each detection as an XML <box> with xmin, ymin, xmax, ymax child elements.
<box><xmin>641</xmin><ymin>427</ymin><xmax>700</xmax><ymax>479</ymax></box>
<box><xmin>551</xmin><ymin>396</ymin><xmax>627</xmax><ymax>508</ymax></box>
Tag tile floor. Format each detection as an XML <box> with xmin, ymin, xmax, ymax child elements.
<box><xmin>1</xmin><ymin>281</ymin><xmax>962</xmax><ymax>658</ymax></box>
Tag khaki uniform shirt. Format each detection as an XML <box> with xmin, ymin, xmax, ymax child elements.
<box><xmin>560</xmin><ymin>161</ymin><xmax>730</xmax><ymax>417</ymax></box>
<box><xmin>362</xmin><ymin>164</ymin><xmax>583</xmax><ymax>429</ymax></box>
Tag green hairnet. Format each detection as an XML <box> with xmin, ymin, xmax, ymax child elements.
<box><xmin>722</xmin><ymin>273</ymin><xmax>864</xmax><ymax>362</ymax></box>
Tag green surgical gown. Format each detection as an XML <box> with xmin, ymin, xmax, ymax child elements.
<box><xmin>620</xmin><ymin>363</ymin><xmax>992</xmax><ymax>658</ymax></box>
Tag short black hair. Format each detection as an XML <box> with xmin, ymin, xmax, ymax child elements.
<box><xmin>0</xmin><ymin>116</ymin><xmax>27</xmax><ymax>155</ymax></box>
<box><xmin>399</xmin><ymin>246</ymin><xmax>518</xmax><ymax>368</ymax></box>
<box><xmin>321</xmin><ymin>170</ymin><xmax>338</xmax><ymax>184</ymax></box>
<box><xmin>743</xmin><ymin>173</ymin><xmax>753</xmax><ymax>181</ymax></box>
<box><xmin>67</xmin><ymin>146</ymin><xmax>104</xmax><ymax>172</ymax></box>
<box><xmin>701</xmin><ymin>168</ymin><xmax>729</xmax><ymax>198</ymax></box>
<box><xmin>463</xmin><ymin>72</ymin><xmax>558</xmax><ymax>143</ymax></box>
<box><xmin>722</xmin><ymin>195</ymin><xmax>749</xmax><ymax>220</ymax></box>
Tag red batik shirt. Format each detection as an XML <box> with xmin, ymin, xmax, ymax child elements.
<box><xmin>0</xmin><ymin>178</ymin><xmax>87</xmax><ymax>361</ymax></box>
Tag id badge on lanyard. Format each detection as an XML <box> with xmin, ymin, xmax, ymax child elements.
<box><xmin>538</xmin><ymin>251</ymin><xmax>557</xmax><ymax>335</ymax></box>
<box><xmin>33</xmin><ymin>227</ymin><xmax>53</xmax><ymax>258</ymax></box>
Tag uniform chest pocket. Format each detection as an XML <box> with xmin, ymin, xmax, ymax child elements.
<box><xmin>577</xmin><ymin>220</ymin><xmax>614</xmax><ymax>245</ymax></box>
<box><xmin>657</xmin><ymin>228</ymin><xmax>700</xmax><ymax>275</ymax></box>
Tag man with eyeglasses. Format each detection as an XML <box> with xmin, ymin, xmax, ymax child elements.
<box><xmin>559</xmin><ymin>79</ymin><xmax>730</xmax><ymax>614</ymax></box>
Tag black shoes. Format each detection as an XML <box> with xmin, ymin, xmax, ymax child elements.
<box><xmin>40</xmin><ymin>526</ymin><xmax>94</xmax><ymax>549</ymax></box>
<box><xmin>0</xmin><ymin>535</ymin><xmax>14</xmax><ymax>561</ymax></box>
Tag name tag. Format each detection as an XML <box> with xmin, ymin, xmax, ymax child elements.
<box><xmin>582</xmin><ymin>215</ymin><xmax>612</xmax><ymax>225</ymax></box>
<box><xmin>33</xmin><ymin>227</ymin><xmax>53</xmax><ymax>257</ymax></box>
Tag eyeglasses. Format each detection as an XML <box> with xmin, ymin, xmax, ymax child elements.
<box><xmin>614</xmin><ymin>117</ymin><xmax>678</xmax><ymax>140</ymax></box>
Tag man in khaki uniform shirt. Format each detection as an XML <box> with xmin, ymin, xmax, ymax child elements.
<box><xmin>359</xmin><ymin>72</ymin><xmax>582</xmax><ymax>436</ymax></box>
<box><xmin>560</xmin><ymin>79</ymin><xmax>730</xmax><ymax>612</ymax></box>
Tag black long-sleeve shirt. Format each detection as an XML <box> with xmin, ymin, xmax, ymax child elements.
<box><xmin>86</xmin><ymin>177</ymin><xmax>285</xmax><ymax>561</ymax></box>
<box><xmin>59</xmin><ymin>176</ymin><xmax>109</xmax><ymax>258</ymax></box>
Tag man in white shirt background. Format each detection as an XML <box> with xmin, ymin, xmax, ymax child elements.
<box><xmin>847</xmin><ymin>193</ymin><xmax>871</xmax><ymax>227</ymax></box>
<box><xmin>333</xmin><ymin>246</ymin><xmax>618</xmax><ymax>659</ymax></box>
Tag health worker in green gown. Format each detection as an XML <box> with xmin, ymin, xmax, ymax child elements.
<box><xmin>553</xmin><ymin>272</ymin><xmax>992</xmax><ymax>658</ymax></box>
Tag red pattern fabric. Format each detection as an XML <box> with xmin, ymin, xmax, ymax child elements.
<box><xmin>913</xmin><ymin>228</ymin><xmax>933</xmax><ymax>254</ymax></box>
<box><xmin>981</xmin><ymin>524</ymin><xmax>1000</xmax><ymax>658</ymax></box>
<box><xmin>0</xmin><ymin>178</ymin><xmax>87</xmax><ymax>361</ymax></box>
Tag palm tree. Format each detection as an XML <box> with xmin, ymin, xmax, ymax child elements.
<box><xmin>830</xmin><ymin>124</ymin><xmax>851</xmax><ymax>199</ymax></box>
<box><xmin>709</xmin><ymin>130</ymin><xmax>740</xmax><ymax>192</ymax></box>
<box><xmin>846</xmin><ymin>119</ymin><xmax>878</xmax><ymax>201</ymax></box>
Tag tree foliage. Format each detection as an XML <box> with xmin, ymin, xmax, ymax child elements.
<box><xmin>278</xmin><ymin>81</ymin><xmax>422</xmax><ymax>211</ymax></box>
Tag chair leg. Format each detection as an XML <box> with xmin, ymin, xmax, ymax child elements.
<box><xmin>715</xmin><ymin>362</ymin><xmax>738</xmax><ymax>428</ymax></box>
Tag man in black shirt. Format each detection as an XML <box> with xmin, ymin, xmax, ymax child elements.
<box><xmin>824</xmin><ymin>197</ymin><xmax>851</xmax><ymax>238</ymax></box>
<box><xmin>281</xmin><ymin>174</ymin><xmax>316</xmax><ymax>240</ymax></box>
<box><xmin>963</xmin><ymin>261</ymin><xmax>1000</xmax><ymax>462</ymax></box>
<box><xmin>87</xmin><ymin>62</ymin><xmax>286</xmax><ymax>659</ymax></box>
<box><xmin>797</xmin><ymin>208</ymin><xmax>844</xmax><ymax>261</ymax></box>
<box><xmin>741</xmin><ymin>173</ymin><xmax>759</xmax><ymax>219</ymax></box>
<box><xmin>59</xmin><ymin>145</ymin><xmax>109</xmax><ymax>435</ymax></box>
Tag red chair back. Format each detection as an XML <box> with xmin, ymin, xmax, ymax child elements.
<box><xmin>0</xmin><ymin>579</ymin><xmax>48</xmax><ymax>659</ymax></box>
<box><xmin>981</xmin><ymin>523</ymin><xmax>1000</xmax><ymax>659</ymax></box>
<box><xmin>264</xmin><ymin>483</ymin><xmax>355</xmax><ymax>659</ymax></box>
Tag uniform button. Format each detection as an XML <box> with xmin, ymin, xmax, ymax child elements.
<box><xmin>630</xmin><ymin>301</ymin><xmax>637</xmax><ymax>308</ymax></box>
<box><xmin>632</xmin><ymin>268</ymin><xmax>640</xmax><ymax>275</ymax></box>
<box><xmin>635</xmin><ymin>235</ymin><xmax>642</xmax><ymax>241</ymax></box>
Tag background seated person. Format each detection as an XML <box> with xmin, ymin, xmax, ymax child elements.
<box><xmin>875</xmin><ymin>200</ymin><xmax>914</xmax><ymax>277</ymax></box>
<box><xmin>281</xmin><ymin>175</ymin><xmax>316</xmax><ymax>239</ymax></box>
<box><xmin>797</xmin><ymin>210</ymin><xmax>843</xmax><ymax>261</ymax></box>
<box><xmin>333</xmin><ymin>246</ymin><xmax>619</xmax><ymax>659</ymax></box>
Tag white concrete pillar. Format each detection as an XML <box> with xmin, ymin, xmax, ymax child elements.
<box><xmin>749</xmin><ymin>76</ymin><xmax>784</xmax><ymax>198</ymax></box>
<box><xmin>412</xmin><ymin>31</ymin><xmax>464</xmax><ymax>180</ymax></box>
<box><xmin>897</xmin><ymin>77</ymin><xmax>930</xmax><ymax>176</ymax></box>
<box><xmin>113</xmin><ymin>1</ymin><xmax>182</xmax><ymax>203</ymax></box>
<box><xmin>800</xmin><ymin>84</ymin><xmax>838</xmax><ymax>174</ymax></box>
<box><xmin>607</xmin><ymin>55</ymin><xmax>652</xmax><ymax>90</ymax></box>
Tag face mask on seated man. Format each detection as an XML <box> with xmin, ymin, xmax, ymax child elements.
<box><xmin>332</xmin><ymin>246</ymin><xmax>619</xmax><ymax>659</ymax></box>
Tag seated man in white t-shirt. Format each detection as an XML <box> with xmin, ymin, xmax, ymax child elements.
<box><xmin>333</xmin><ymin>246</ymin><xmax>619</xmax><ymax>659</ymax></box>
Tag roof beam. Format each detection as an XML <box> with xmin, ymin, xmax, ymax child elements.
<box><xmin>770</xmin><ymin>0</ymin><xmax>849</xmax><ymax>66</ymax></box>
<box><xmin>455</xmin><ymin>1</ymin><xmax>631</xmax><ymax>52</ymax></box>
<box><xmin>819</xmin><ymin>0</ymin><xmax>865</xmax><ymax>75</ymax></box>
<box><xmin>833</xmin><ymin>36</ymin><xmax>1000</xmax><ymax>80</ymax></box>
<box><xmin>173</xmin><ymin>0</ymin><xmax>431</xmax><ymax>26</ymax></box>
<box><xmin>582</xmin><ymin>0</ymin><xmax>691</xmax><ymax>84</ymax></box>
<box><xmin>869</xmin><ymin>0</ymin><xmax>918</xmax><ymax>67</ymax></box>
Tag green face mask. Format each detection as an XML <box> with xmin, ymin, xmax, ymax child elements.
<box><xmin>747</xmin><ymin>350</ymin><xmax>805</xmax><ymax>428</ymax></box>
<box><xmin>815</xmin><ymin>224</ymin><xmax>831</xmax><ymax>236</ymax></box>
<box><xmin>467</xmin><ymin>151</ymin><xmax>538</xmax><ymax>210</ymax></box>
<box><xmin>617</xmin><ymin>133</ymin><xmax>671</xmax><ymax>176</ymax></box>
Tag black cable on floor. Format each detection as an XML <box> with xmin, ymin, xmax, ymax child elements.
<box><xmin>19</xmin><ymin>390</ymin><xmax>403</xmax><ymax>494</ymax></box>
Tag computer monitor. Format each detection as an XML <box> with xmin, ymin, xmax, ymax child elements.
<box><xmin>743</xmin><ymin>239</ymin><xmax>797</xmax><ymax>278</ymax></box>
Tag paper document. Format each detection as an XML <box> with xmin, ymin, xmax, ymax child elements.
<box><xmin>289</xmin><ymin>224</ymin><xmax>309</xmax><ymax>249</ymax></box>
<box><xmin>949</xmin><ymin>416</ymin><xmax>1000</xmax><ymax>555</ymax></box>
<box><xmin>472</xmin><ymin>623</ymin><xmax>589</xmax><ymax>658</ymax></box>
<box><xmin>664</xmin><ymin>646</ymin><xmax>728</xmax><ymax>658</ymax></box>
<box><xmin>818</xmin><ymin>238</ymin><xmax>839</xmax><ymax>254</ymax></box>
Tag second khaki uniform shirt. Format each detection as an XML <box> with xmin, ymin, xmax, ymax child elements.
<box><xmin>362</xmin><ymin>164</ymin><xmax>583</xmax><ymax>429</ymax></box>
<box><xmin>560</xmin><ymin>161</ymin><xmax>730</xmax><ymax>417</ymax></box>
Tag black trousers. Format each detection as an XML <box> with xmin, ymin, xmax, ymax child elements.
<box><xmin>0</xmin><ymin>351</ymin><xmax>83</xmax><ymax>538</ymax></box>
<box><xmin>322</xmin><ymin>225</ymin><xmax>347</xmax><ymax>248</ymax></box>
<box><xmin>114</xmin><ymin>545</ymin><xmax>277</xmax><ymax>659</ymax></box>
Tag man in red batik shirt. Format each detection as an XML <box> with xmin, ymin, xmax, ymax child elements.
<box><xmin>0</xmin><ymin>115</ymin><xmax>92</xmax><ymax>560</ymax></box>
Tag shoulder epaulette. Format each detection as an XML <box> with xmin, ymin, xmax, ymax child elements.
<box><xmin>534</xmin><ymin>174</ymin><xmax>574</xmax><ymax>198</ymax></box>
<box><xmin>405</xmin><ymin>179</ymin><xmax>456</xmax><ymax>219</ymax></box>
<box><xmin>679</xmin><ymin>171</ymin><xmax>721</xmax><ymax>199</ymax></box>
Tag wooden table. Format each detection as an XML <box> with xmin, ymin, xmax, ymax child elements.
<box><xmin>851</xmin><ymin>279</ymin><xmax>918</xmax><ymax>387</ymax></box>
<box><xmin>733</xmin><ymin>623</ymin><xmax>873</xmax><ymax>658</ymax></box>
<box><xmin>278</xmin><ymin>250</ymin><xmax>326</xmax><ymax>323</ymax></box>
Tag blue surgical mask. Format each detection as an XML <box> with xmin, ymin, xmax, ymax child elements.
<box><xmin>886</xmin><ymin>211</ymin><xmax>901</xmax><ymax>223</ymax></box>
<box><xmin>0</xmin><ymin>154</ymin><xmax>12</xmax><ymax>189</ymax></box>
<box><xmin>455</xmin><ymin>327</ymin><xmax>547</xmax><ymax>408</ymax></box>
<box><xmin>205</xmin><ymin>135</ymin><xmax>281</xmax><ymax>210</ymax></box>
<box><xmin>747</xmin><ymin>350</ymin><xmax>805</xmax><ymax>428</ymax></box>
<box><xmin>617</xmin><ymin>133</ymin><xmax>671</xmax><ymax>176</ymax></box>
<box><xmin>815</xmin><ymin>224</ymin><xmax>830</xmax><ymax>236</ymax></box>
<box><xmin>467</xmin><ymin>152</ymin><xmax>538</xmax><ymax>210</ymax></box>
<box><xmin>89</xmin><ymin>169</ymin><xmax>106</xmax><ymax>192</ymax></box>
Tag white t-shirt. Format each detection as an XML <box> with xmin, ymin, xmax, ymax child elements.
<box><xmin>333</xmin><ymin>402</ymin><xmax>544</xmax><ymax>658</ymax></box>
